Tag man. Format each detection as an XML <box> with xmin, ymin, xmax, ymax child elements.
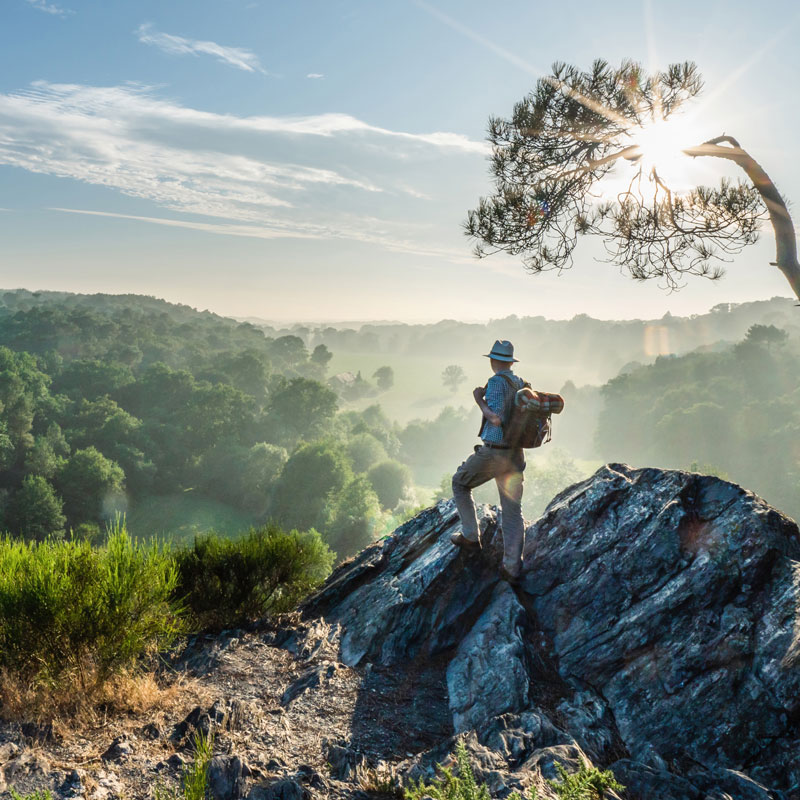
<box><xmin>450</xmin><ymin>339</ymin><xmax>526</xmax><ymax>583</ymax></box>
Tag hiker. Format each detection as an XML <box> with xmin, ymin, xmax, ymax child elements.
<box><xmin>450</xmin><ymin>339</ymin><xmax>526</xmax><ymax>583</ymax></box>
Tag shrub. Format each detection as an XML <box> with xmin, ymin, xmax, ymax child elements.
<box><xmin>405</xmin><ymin>739</ymin><xmax>624</xmax><ymax>800</ymax></box>
<box><xmin>173</xmin><ymin>524</ymin><xmax>334</xmax><ymax>630</ymax></box>
<box><xmin>0</xmin><ymin>520</ymin><xmax>180</xmax><ymax>687</ymax></box>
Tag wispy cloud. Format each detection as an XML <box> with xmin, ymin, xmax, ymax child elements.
<box><xmin>307</xmin><ymin>73</ymin><xmax>324</xmax><ymax>79</ymax></box>
<box><xmin>0</xmin><ymin>81</ymin><xmax>484</xmax><ymax>257</ymax></box>
<box><xmin>49</xmin><ymin>208</ymin><xmax>476</xmax><ymax>263</ymax></box>
<box><xmin>26</xmin><ymin>0</ymin><xmax>72</xmax><ymax>16</ymax></box>
<box><xmin>136</xmin><ymin>23</ymin><xmax>266</xmax><ymax>74</ymax></box>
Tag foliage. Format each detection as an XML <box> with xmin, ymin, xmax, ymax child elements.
<box><xmin>373</xmin><ymin>365</ymin><xmax>395</xmax><ymax>391</ymax></box>
<box><xmin>368</xmin><ymin>460</ymin><xmax>414</xmax><ymax>510</ymax></box>
<box><xmin>405</xmin><ymin>739</ymin><xmax>491</xmax><ymax>800</ymax></box>
<box><xmin>538</xmin><ymin>761</ymin><xmax>623</xmax><ymax>800</ymax></box>
<box><xmin>442</xmin><ymin>364</ymin><xmax>467</xmax><ymax>393</ymax></box>
<box><xmin>266</xmin><ymin>376</ymin><xmax>338</xmax><ymax>446</ymax></box>
<box><xmin>2</xmin><ymin>474</ymin><xmax>66</xmax><ymax>542</ymax></box>
<box><xmin>466</xmin><ymin>59</ymin><xmax>765</xmax><ymax>288</ymax></box>
<box><xmin>173</xmin><ymin>524</ymin><xmax>334</xmax><ymax>630</ymax></box>
<box><xmin>0</xmin><ymin>520</ymin><xmax>181</xmax><ymax>686</ymax></box>
<box><xmin>270</xmin><ymin>441</ymin><xmax>352</xmax><ymax>532</ymax></box>
<box><xmin>346</xmin><ymin>431</ymin><xmax>389</xmax><ymax>473</ymax></box>
<box><xmin>326</xmin><ymin>475</ymin><xmax>382</xmax><ymax>557</ymax></box>
<box><xmin>10</xmin><ymin>791</ymin><xmax>53</xmax><ymax>800</ymax></box>
<box><xmin>596</xmin><ymin>329</ymin><xmax>800</xmax><ymax>521</ymax></box>
<box><xmin>155</xmin><ymin>729</ymin><xmax>214</xmax><ymax>800</ymax></box>
<box><xmin>406</xmin><ymin>740</ymin><xmax>623</xmax><ymax>800</ymax></box>
<box><xmin>54</xmin><ymin>446</ymin><xmax>125</xmax><ymax>527</ymax></box>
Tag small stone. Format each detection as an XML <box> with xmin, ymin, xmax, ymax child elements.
<box><xmin>101</xmin><ymin>736</ymin><xmax>134</xmax><ymax>762</ymax></box>
<box><xmin>141</xmin><ymin>723</ymin><xmax>162</xmax><ymax>740</ymax></box>
<box><xmin>167</xmin><ymin>753</ymin><xmax>186</xmax><ymax>770</ymax></box>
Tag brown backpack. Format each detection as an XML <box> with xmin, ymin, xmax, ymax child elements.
<box><xmin>498</xmin><ymin>374</ymin><xmax>564</xmax><ymax>449</ymax></box>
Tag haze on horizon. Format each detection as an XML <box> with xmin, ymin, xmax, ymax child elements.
<box><xmin>1</xmin><ymin>0</ymin><xmax>798</xmax><ymax>321</ymax></box>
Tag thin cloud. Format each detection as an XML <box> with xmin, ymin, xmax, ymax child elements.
<box><xmin>307</xmin><ymin>73</ymin><xmax>325</xmax><ymax>79</ymax></box>
<box><xmin>49</xmin><ymin>208</ymin><xmax>477</xmax><ymax>264</ymax></box>
<box><xmin>136</xmin><ymin>23</ymin><xmax>266</xmax><ymax>74</ymax></box>
<box><xmin>26</xmin><ymin>0</ymin><xmax>72</xmax><ymax>16</ymax></box>
<box><xmin>0</xmin><ymin>81</ymin><xmax>481</xmax><ymax>258</ymax></box>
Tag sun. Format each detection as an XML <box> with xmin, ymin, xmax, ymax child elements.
<box><xmin>628</xmin><ymin>112</ymin><xmax>707</xmax><ymax>191</ymax></box>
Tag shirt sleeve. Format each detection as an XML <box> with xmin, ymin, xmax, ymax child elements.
<box><xmin>484</xmin><ymin>375</ymin><xmax>506</xmax><ymax>416</ymax></box>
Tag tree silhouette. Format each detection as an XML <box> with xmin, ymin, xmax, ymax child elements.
<box><xmin>467</xmin><ymin>60</ymin><xmax>800</xmax><ymax>301</ymax></box>
<box><xmin>442</xmin><ymin>364</ymin><xmax>466</xmax><ymax>393</ymax></box>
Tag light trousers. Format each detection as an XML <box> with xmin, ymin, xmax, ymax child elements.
<box><xmin>451</xmin><ymin>444</ymin><xmax>526</xmax><ymax>573</ymax></box>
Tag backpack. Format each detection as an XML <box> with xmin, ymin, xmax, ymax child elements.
<box><xmin>498</xmin><ymin>374</ymin><xmax>564</xmax><ymax>449</ymax></box>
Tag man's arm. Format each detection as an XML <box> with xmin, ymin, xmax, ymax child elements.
<box><xmin>473</xmin><ymin>385</ymin><xmax>502</xmax><ymax>427</ymax></box>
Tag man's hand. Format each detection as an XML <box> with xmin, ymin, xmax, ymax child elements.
<box><xmin>472</xmin><ymin>386</ymin><xmax>485</xmax><ymax>402</ymax></box>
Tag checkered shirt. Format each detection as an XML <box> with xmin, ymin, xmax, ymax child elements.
<box><xmin>481</xmin><ymin>369</ymin><xmax>524</xmax><ymax>444</ymax></box>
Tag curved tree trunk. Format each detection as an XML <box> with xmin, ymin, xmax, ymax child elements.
<box><xmin>683</xmin><ymin>137</ymin><xmax>800</xmax><ymax>302</ymax></box>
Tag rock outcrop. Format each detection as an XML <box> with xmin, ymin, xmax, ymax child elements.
<box><xmin>299</xmin><ymin>463</ymin><xmax>800</xmax><ymax>798</ymax></box>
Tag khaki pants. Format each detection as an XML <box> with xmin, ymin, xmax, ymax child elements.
<box><xmin>451</xmin><ymin>445</ymin><xmax>526</xmax><ymax>574</ymax></box>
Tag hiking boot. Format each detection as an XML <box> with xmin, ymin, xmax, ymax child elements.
<box><xmin>499</xmin><ymin>565</ymin><xmax>521</xmax><ymax>585</ymax></box>
<box><xmin>450</xmin><ymin>531</ymin><xmax>482</xmax><ymax>551</ymax></box>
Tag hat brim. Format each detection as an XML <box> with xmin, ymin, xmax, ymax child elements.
<box><xmin>484</xmin><ymin>353</ymin><xmax>518</xmax><ymax>362</ymax></box>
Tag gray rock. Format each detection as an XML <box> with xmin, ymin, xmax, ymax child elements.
<box><xmin>301</xmin><ymin>502</ymin><xmax>504</xmax><ymax>666</ymax></box>
<box><xmin>101</xmin><ymin>736</ymin><xmax>134</xmax><ymax>762</ymax></box>
<box><xmin>207</xmin><ymin>755</ymin><xmax>246</xmax><ymax>800</ymax></box>
<box><xmin>447</xmin><ymin>583</ymin><xmax>532</xmax><ymax>733</ymax></box>
<box><xmin>248</xmin><ymin>779</ymin><xmax>310</xmax><ymax>800</ymax></box>
<box><xmin>521</xmin><ymin>465</ymin><xmax>800</xmax><ymax>783</ymax></box>
<box><xmin>167</xmin><ymin>753</ymin><xmax>186</xmax><ymax>770</ymax></box>
<box><xmin>610</xmin><ymin>760</ymin><xmax>702</xmax><ymax>800</ymax></box>
<box><xmin>0</xmin><ymin>742</ymin><xmax>20</xmax><ymax>764</ymax></box>
<box><xmin>325</xmin><ymin>740</ymin><xmax>368</xmax><ymax>782</ymax></box>
<box><xmin>4</xmin><ymin>750</ymin><xmax>50</xmax><ymax>779</ymax></box>
<box><xmin>299</xmin><ymin>465</ymin><xmax>800</xmax><ymax>796</ymax></box>
<box><xmin>280</xmin><ymin>662</ymin><xmax>339</xmax><ymax>707</ymax></box>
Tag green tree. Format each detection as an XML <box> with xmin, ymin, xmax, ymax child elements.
<box><xmin>373</xmin><ymin>365</ymin><xmax>394</xmax><ymax>391</ymax></box>
<box><xmin>346</xmin><ymin>432</ymin><xmax>389</xmax><ymax>473</ymax></box>
<box><xmin>467</xmin><ymin>59</ymin><xmax>800</xmax><ymax>301</ymax></box>
<box><xmin>744</xmin><ymin>324</ymin><xmax>789</xmax><ymax>351</ymax></box>
<box><xmin>266</xmin><ymin>377</ymin><xmax>338</xmax><ymax>447</ymax></box>
<box><xmin>310</xmin><ymin>344</ymin><xmax>333</xmax><ymax>372</ymax></box>
<box><xmin>442</xmin><ymin>365</ymin><xmax>466</xmax><ymax>394</ymax></box>
<box><xmin>55</xmin><ymin>447</ymin><xmax>125</xmax><ymax>527</ymax></box>
<box><xmin>270</xmin><ymin>441</ymin><xmax>352</xmax><ymax>532</ymax></box>
<box><xmin>326</xmin><ymin>475</ymin><xmax>382</xmax><ymax>558</ymax></box>
<box><xmin>3</xmin><ymin>475</ymin><xmax>66</xmax><ymax>541</ymax></box>
<box><xmin>367</xmin><ymin>459</ymin><xmax>413</xmax><ymax>511</ymax></box>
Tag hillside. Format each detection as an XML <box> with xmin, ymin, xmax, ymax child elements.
<box><xmin>1</xmin><ymin>465</ymin><xmax>797</xmax><ymax>800</ymax></box>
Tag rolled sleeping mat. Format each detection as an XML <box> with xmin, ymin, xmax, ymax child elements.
<box><xmin>515</xmin><ymin>387</ymin><xmax>565</xmax><ymax>414</ymax></box>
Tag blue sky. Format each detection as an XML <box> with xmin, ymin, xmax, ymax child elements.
<box><xmin>1</xmin><ymin>0</ymin><xmax>798</xmax><ymax>321</ymax></box>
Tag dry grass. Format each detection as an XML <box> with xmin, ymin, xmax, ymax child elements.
<box><xmin>0</xmin><ymin>661</ymin><xmax>209</xmax><ymax>736</ymax></box>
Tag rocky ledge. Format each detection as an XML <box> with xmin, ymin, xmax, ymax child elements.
<box><xmin>2</xmin><ymin>464</ymin><xmax>799</xmax><ymax>800</ymax></box>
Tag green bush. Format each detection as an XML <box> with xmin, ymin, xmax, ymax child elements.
<box><xmin>173</xmin><ymin>524</ymin><xmax>334</xmax><ymax>630</ymax></box>
<box><xmin>405</xmin><ymin>739</ymin><xmax>624</xmax><ymax>800</ymax></box>
<box><xmin>0</xmin><ymin>520</ymin><xmax>181</xmax><ymax>686</ymax></box>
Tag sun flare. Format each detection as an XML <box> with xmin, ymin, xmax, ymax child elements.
<box><xmin>628</xmin><ymin>112</ymin><xmax>707</xmax><ymax>191</ymax></box>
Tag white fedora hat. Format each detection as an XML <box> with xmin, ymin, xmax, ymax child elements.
<box><xmin>484</xmin><ymin>339</ymin><xmax>518</xmax><ymax>362</ymax></box>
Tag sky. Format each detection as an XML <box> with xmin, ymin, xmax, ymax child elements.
<box><xmin>1</xmin><ymin>0</ymin><xmax>799</xmax><ymax>322</ymax></box>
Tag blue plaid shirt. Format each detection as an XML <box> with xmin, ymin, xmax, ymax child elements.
<box><xmin>481</xmin><ymin>369</ymin><xmax>524</xmax><ymax>444</ymax></box>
